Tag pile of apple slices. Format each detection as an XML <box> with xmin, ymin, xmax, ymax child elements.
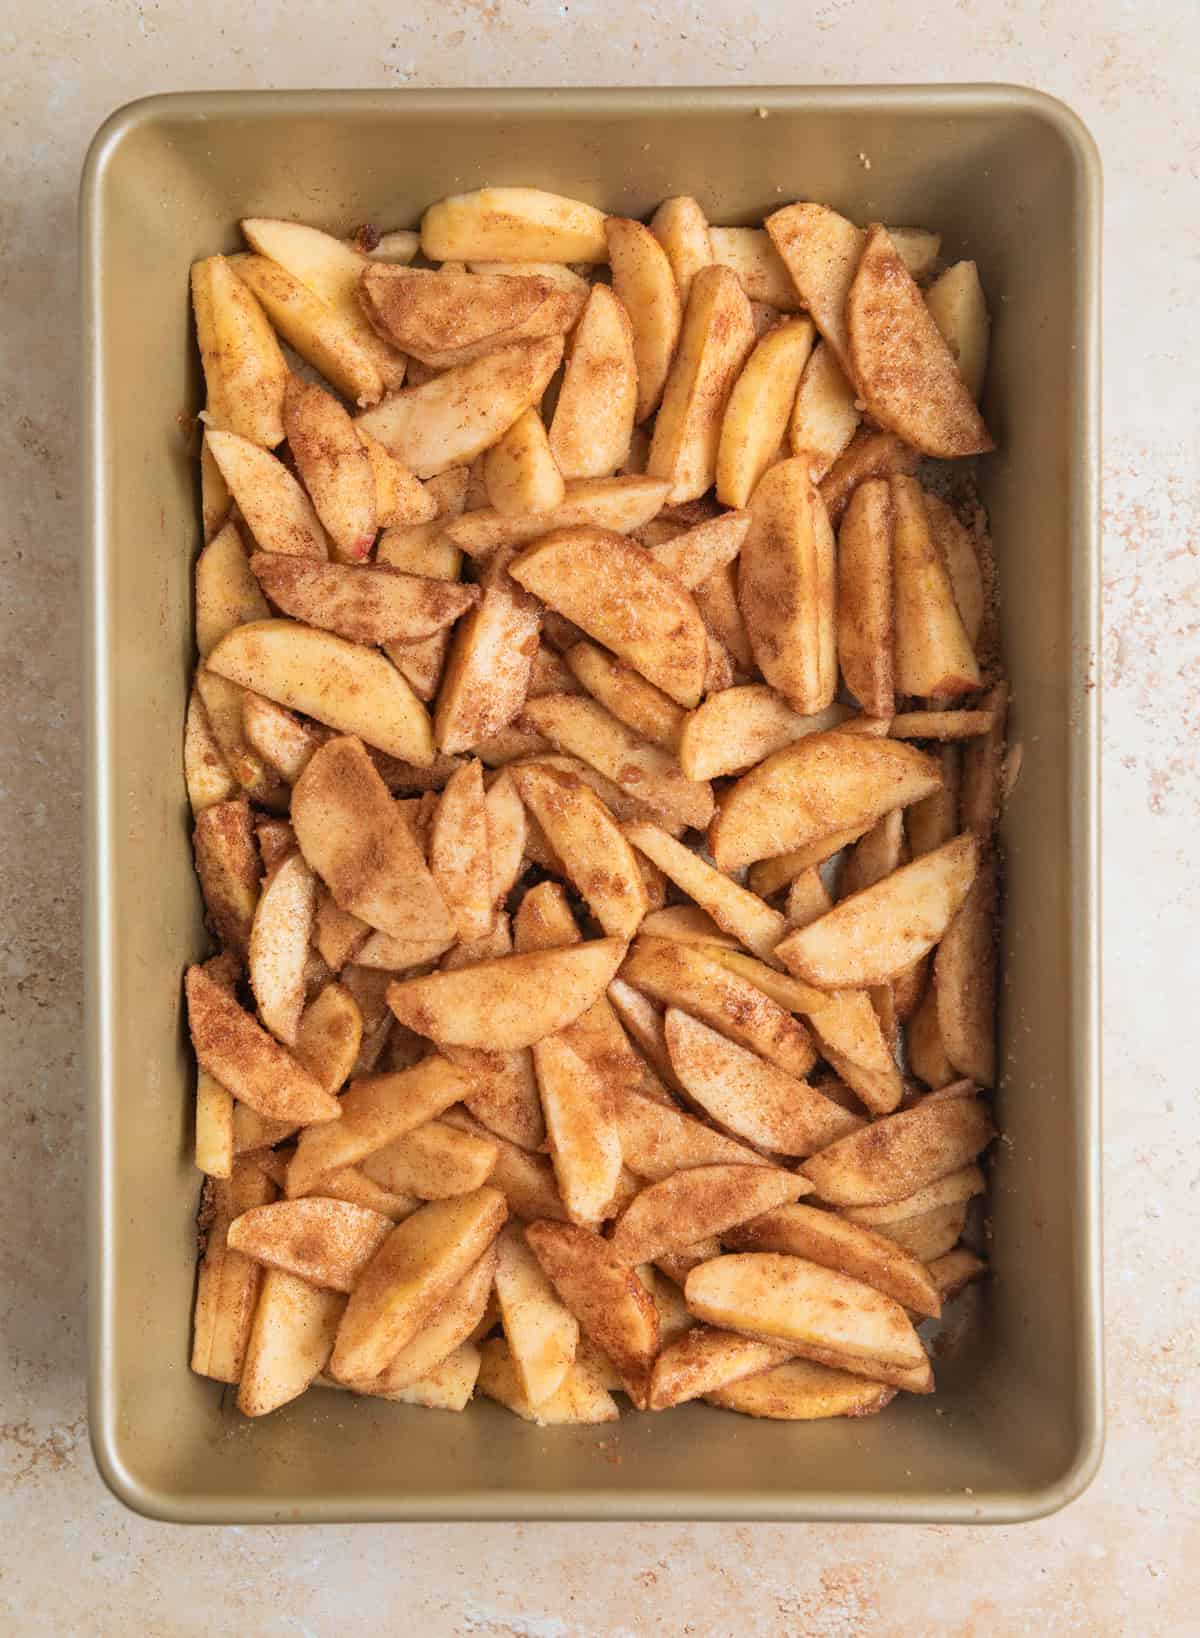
<box><xmin>186</xmin><ymin>186</ymin><xmax>1002</xmax><ymax>1424</ymax></box>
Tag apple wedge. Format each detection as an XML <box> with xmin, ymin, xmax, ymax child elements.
<box><xmin>353</xmin><ymin>1246</ymin><xmax>496</xmax><ymax>1394</ymax></box>
<box><xmin>509</xmin><ymin>526</ymin><xmax>708</xmax><ymax>708</ymax></box>
<box><xmin>709</xmin><ymin>730</ymin><xmax>942</xmax><ymax>872</ymax></box>
<box><xmin>185</xmin><ymin>687</ymin><xmax>238</xmax><ymax>813</ymax></box>
<box><xmin>925</xmin><ymin>259</ymin><xmax>990</xmax><ymax>399</ymax></box>
<box><xmin>961</xmin><ymin>682</ymin><xmax>1009</xmax><ymax>838</ymax></box>
<box><xmin>433</xmin><ymin>553</ymin><xmax>541</xmax><ymax>756</ymax></box>
<box><xmin>663</xmin><ymin>1009</ymin><xmax>861</xmax><ymax>1157</ymax></box>
<box><xmin>285</xmin><ymin>1055</ymin><xmax>469</xmax><ymax>1199</ymax></box>
<box><xmin>386</xmin><ymin>938</ymin><xmax>626</xmax><ymax>1051</ymax></box>
<box><xmin>207</xmin><ymin>620</ymin><xmax>434</xmax><ymax>765</ymax></box>
<box><xmin>724</xmin><ymin>1203</ymin><xmax>941</xmax><ymax>1318</ymax></box>
<box><xmin>745</xmin><ymin>827</ymin><xmax>871</xmax><ymax>898</ymax></box>
<box><xmin>908</xmin><ymin>743</ymin><xmax>961</xmax><ymax>858</ymax></box>
<box><xmin>428</xmin><ymin>759</ymin><xmax>494</xmax><ymax>942</ymax></box>
<box><xmin>443</xmin><ymin>1107</ymin><xmax>567</xmax><ymax>1222</ymax></box>
<box><xmin>609</xmin><ymin>1164</ymin><xmax>807</xmax><ymax>1268</ymax></box>
<box><xmin>364</xmin><ymin>1342</ymin><xmax>481</xmax><ymax>1409</ymax></box>
<box><xmin>330</xmin><ymin>1186</ymin><xmax>507</xmax><ymax>1382</ymax></box>
<box><xmin>359</xmin><ymin>266</ymin><xmax>581</xmax><ymax>369</ymax></box>
<box><xmin>928</xmin><ymin>1247</ymin><xmax>988</xmax><ymax>1304</ymax></box>
<box><xmin>563</xmin><ymin>642</ymin><xmax>686</xmax><ymax>750</ymax></box>
<box><xmin>640</xmin><ymin>508</ymin><xmax>750</xmax><ymax>591</ymax></box>
<box><xmin>706</xmin><ymin>1356</ymin><xmax>896</xmax><ymax>1420</ymax></box>
<box><xmin>356</xmin><ymin>335</ymin><xmax>564</xmax><ymax>478</ymax></box>
<box><xmin>606</xmin><ymin>215</ymin><xmax>683</xmax><ymax>423</ymax></box>
<box><xmin>763</xmin><ymin>202</ymin><xmax>863</xmax><ymax>372</ymax></box>
<box><xmin>818</xmin><ymin>426</ymin><xmax>922</xmax><ymax>529</ymax></box>
<box><xmin>648</xmin><ymin>1326</ymin><xmax>792</xmax><ymax>1411</ymax></box>
<box><xmin>934</xmin><ymin>852</ymin><xmax>998</xmax><ymax>1086</ymax></box>
<box><xmin>846</xmin><ymin>225</ymin><xmax>993</xmax><ymax>459</ymax></box>
<box><xmin>294</xmin><ymin>982</ymin><xmax>363</xmax><ymax>1096</ymax></box>
<box><xmin>231</xmin><ymin>252</ymin><xmax>387</xmax><ymax>407</ymax></box>
<box><xmin>482</xmin><ymin>769</ymin><xmax>527</xmax><ymax>907</ymax></box>
<box><xmin>788</xmin><ymin>342</ymin><xmax>861</xmax><ymax>480</ymax></box>
<box><xmin>800</xmin><ymin>1092</ymin><xmax>994</xmax><ymax>1206</ymax></box>
<box><xmin>716</xmin><ymin>317</ymin><xmax>815</xmax><ymax>508</ymax></box>
<box><xmin>923</xmin><ymin>491</ymin><xmax>986</xmax><ymax>650</ymax></box>
<box><xmin>777</xmin><ymin>833</ymin><xmax>979</xmax><ymax>990</ymax></box>
<box><xmin>236</xmin><ymin>1270</ymin><xmax>345</xmax><ymax>1417</ymax></box>
<box><xmin>192</xmin><ymin>1160</ymin><xmax>276</xmax><ymax>1383</ymax></box>
<box><xmin>358</xmin><ymin>428</ymin><xmax>437</xmax><ymax>531</ymax></box>
<box><xmin>709</xmin><ymin>226</ymin><xmax>803</xmax><ymax>310</ymax></box>
<box><xmin>738</xmin><ymin>456</ymin><xmax>837</xmax><ymax>714</ymax></box>
<box><xmin>647</xmin><ymin>265</ymin><xmax>756</xmax><ymax>504</ymax></box>
<box><xmin>548</xmin><ymin>284</ymin><xmax>637</xmax><ymax>479</ymax></box>
<box><xmin>191</xmin><ymin>254</ymin><xmax>287</xmax><ymax>447</ymax></box>
<box><xmin>468</xmin><ymin>259</ymin><xmax>591</xmax><ymax>296</ymax></box>
<box><xmin>291</xmin><ymin>737</ymin><xmax>451</xmax><ymax>940</ymax></box>
<box><xmin>622</xmin><ymin>820</ymin><xmax>786</xmax><ymax>961</ymax></box>
<box><xmin>192</xmin><ymin>796</ymin><xmax>261</xmax><ymax>959</ymax></box>
<box><xmin>524</xmin><ymin>1220</ymin><xmax>659</xmax><ymax>1389</ymax></box>
<box><xmin>786</xmin><ymin>868</ymin><xmax>833</xmax><ymax>929</ymax></box>
<box><xmin>240</xmin><ymin>217</ymin><xmax>406</xmax><ymax>393</ymax></box>
<box><xmin>444</xmin><ymin>475</ymin><xmax>670</xmax><ymax>560</ymax></box>
<box><xmin>837</xmin><ymin>477</ymin><xmax>895</xmax><ymax>717</ymax></box>
<box><xmin>204</xmin><ymin>429</ymin><xmax>328</xmax><ymax>560</ymax></box>
<box><xmin>649</xmin><ymin>195</ymin><xmax>713</xmax><ymax>303</ymax></box>
<box><xmin>679</xmin><ymin>690</ymin><xmax>849</xmax><ymax>783</ymax></box>
<box><xmin>477</xmin><ymin>1338</ymin><xmax>618</xmax><ymax>1425</ymax></box>
<box><xmin>492</xmin><ymin>1224</ymin><xmax>579</xmax><ymax>1407</ymax></box>
<box><xmin>200</xmin><ymin>433</ymin><xmax>231</xmax><ymax>540</ymax></box>
<box><xmin>227</xmin><ymin>1198</ymin><xmax>392</xmax><ymax>1293</ymax></box>
<box><xmin>890</xmin><ymin>477</ymin><xmax>981</xmax><ymax>699</ymax></box>
<box><xmin>876</xmin><ymin>1200</ymin><xmax>967</xmax><ymax>1262</ymax></box>
<box><xmin>621</xmin><ymin>937</ymin><xmax>816</xmax><ymax>1079</ymax></box>
<box><xmin>195</xmin><ymin>520</ymin><xmax>270</xmax><ymax>659</ymax></box>
<box><xmin>186</xmin><ymin>965</ymin><xmax>340</xmax><ymax>1126</ymax></box>
<box><xmin>694</xmin><ymin>559</ymin><xmax>754</xmax><ymax>672</ymax></box>
<box><xmin>639</xmin><ymin>905</ymin><xmax>738</xmax><ymax>950</ymax></box>
<box><xmin>283</xmin><ymin>376</ymin><xmax>376</xmax><ymax>561</ymax></box>
<box><xmin>248</xmin><ymin>851</ymin><xmax>316</xmax><ymax>1046</ymax></box>
<box><xmin>360</xmin><ymin>1120</ymin><xmax>499</xmax><ymax>1200</ymax></box>
<box><xmin>510</xmin><ymin>762</ymin><xmax>648</xmax><ymax>939</ymax></box>
<box><xmin>194</xmin><ymin>668</ymin><xmax>282</xmax><ymax>803</ymax></box>
<box><xmin>532</xmin><ymin>1033</ymin><xmax>623</xmax><ymax>1226</ymax></box>
<box><xmin>421</xmin><ymin>187</ymin><xmax>608</xmax><ymax>263</ymax></box>
<box><xmin>612</xmin><ymin>1084</ymin><xmax>772</xmax><ymax>1185</ymax></box>
<box><xmin>195</xmin><ymin>1071</ymin><xmax>234</xmax><ymax>1179</ymax></box>
<box><xmin>483</xmin><ymin>408</ymin><xmax>565</xmax><ymax>516</ymax></box>
<box><xmin>685</xmin><ymin>1252</ymin><xmax>928</xmax><ymax>1372</ymax></box>
<box><xmin>240</xmin><ymin>693</ymin><xmax>322</xmax><ymax>785</ymax></box>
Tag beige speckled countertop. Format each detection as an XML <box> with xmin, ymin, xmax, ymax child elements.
<box><xmin>2</xmin><ymin>3</ymin><xmax>1197</xmax><ymax>1633</ymax></box>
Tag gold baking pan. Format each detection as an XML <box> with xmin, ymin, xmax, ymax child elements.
<box><xmin>82</xmin><ymin>86</ymin><xmax>1102</xmax><ymax>1523</ymax></box>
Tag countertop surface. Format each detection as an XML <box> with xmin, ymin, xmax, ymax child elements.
<box><xmin>1</xmin><ymin>3</ymin><xmax>1197</xmax><ymax>1633</ymax></box>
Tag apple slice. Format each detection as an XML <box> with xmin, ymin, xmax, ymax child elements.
<box><xmin>204</xmin><ymin>430</ymin><xmax>328</xmax><ymax>559</ymax></box>
<box><xmin>664</xmin><ymin>1010</ymin><xmax>860</xmax><ymax>1157</ymax></box>
<box><xmin>421</xmin><ymin>188</ymin><xmax>609</xmax><ymax>263</ymax></box>
<box><xmin>621</xmin><ymin>936</ymin><xmax>816</xmax><ymax>1079</ymax></box>
<box><xmin>649</xmin><ymin>195</ymin><xmax>713</xmax><ymax>304</ymax></box>
<box><xmin>283</xmin><ymin>376</ymin><xmax>376</xmax><ymax>561</ymax></box>
<box><xmin>928</xmin><ymin>1247</ymin><xmax>988</xmax><ymax>1304</ymax></box>
<box><xmin>477</xmin><ymin>1338</ymin><xmax>618</xmax><ymax>1424</ymax></box>
<box><xmin>876</xmin><ymin>1200</ymin><xmax>967</xmax><ymax>1262</ymax></box>
<box><xmin>961</xmin><ymin>681</ymin><xmax>1010</xmax><ymax>838</ymax></box>
<box><xmin>706</xmin><ymin>1356</ymin><xmax>896</xmax><ymax>1420</ymax></box>
<box><xmin>192</xmin><ymin>796</ymin><xmax>260</xmax><ymax>960</ymax></box>
<box><xmin>777</xmin><ymin>834</ymin><xmax>979</xmax><ymax>990</ymax></box>
<box><xmin>231</xmin><ymin>252</ymin><xmax>386</xmax><ymax>407</ymax></box>
<box><xmin>236</xmin><ymin>1270</ymin><xmax>345</xmax><ymax>1417</ymax></box>
<box><xmin>360</xmin><ymin>1120</ymin><xmax>499</xmax><ymax>1200</ymax></box>
<box><xmin>445</xmin><ymin>476</ymin><xmax>670</xmax><ymax>561</ymax></box>
<box><xmin>207</xmin><ymin>620</ymin><xmax>434</xmax><ymax>765</ymax></box>
<box><xmin>359</xmin><ymin>266</ymin><xmax>580</xmax><ymax>368</ymax></box>
<box><xmin>194</xmin><ymin>519</ymin><xmax>270</xmax><ymax>659</ymax></box>
<box><xmin>609</xmin><ymin>1164</ymin><xmax>807</xmax><ymax>1268</ymax></box>
<box><xmin>354</xmin><ymin>1247</ymin><xmax>496</xmax><ymax>1394</ymax></box>
<box><xmin>925</xmin><ymin>260</ymin><xmax>990</xmax><ymax>399</ymax></box>
<box><xmin>846</xmin><ymin>225</ymin><xmax>993</xmax><ymax>459</ymax></box>
<box><xmin>185</xmin><ymin>687</ymin><xmax>237</xmax><ymax>813</ymax></box>
<box><xmin>248</xmin><ymin>851</ymin><xmax>316</xmax><ymax>1046</ymax></box>
<box><xmin>294</xmin><ymin>982</ymin><xmax>363</xmax><ymax>1096</ymax></box>
<box><xmin>738</xmin><ymin>456</ymin><xmax>836</xmax><ymax>714</ymax></box>
<box><xmin>200</xmin><ymin>434</ymin><xmax>232</xmax><ymax>539</ymax></box>
<box><xmin>493</xmin><ymin>1222</ymin><xmax>580</xmax><ymax>1407</ymax></box>
<box><xmin>640</xmin><ymin>508</ymin><xmax>750</xmax><ymax>592</ymax></box>
<box><xmin>709</xmin><ymin>730</ymin><xmax>941</xmax><ymax>872</ymax></box>
<box><xmin>548</xmin><ymin>284</ymin><xmax>637</xmax><ymax>478</ymax></box>
<box><xmin>889</xmin><ymin>478</ymin><xmax>981</xmax><ymax>699</ymax></box>
<box><xmin>191</xmin><ymin>254</ymin><xmax>287</xmax><ymax>447</ymax></box>
<box><xmin>763</xmin><ymin>202</ymin><xmax>863</xmax><ymax>372</ymax></box>
<box><xmin>291</xmin><ymin>737</ymin><xmax>451</xmax><ymax>940</ymax></box>
<box><xmin>622</xmin><ymin>820</ymin><xmax>785</xmax><ymax>961</ymax></box>
<box><xmin>562</xmin><ymin>641</ymin><xmax>686</xmax><ymax>751</ymax></box>
<box><xmin>725</xmin><ymin>1203</ymin><xmax>941</xmax><ymax>1318</ymax></box>
<box><xmin>532</xmin><ymin>1033</ymin><xmax>623</xmax><ymax>1226</ymax></box>
<box><xmin>433</xmin><ymin>554</ymin><xmax>541</xmax><ymax>756</ymax></box>
<box><xmin>716</xmin><ymin>317</ymin><xmax>815</xmax><ymax>508</ymax></box>
<box><xmin>801</xmin><ymin>1092</ymin><xmax>994</xmax><ymax>1206</ymax></box>
<box><xmin>606</xmin><ymin>215</ymin><xmax>683</xmax><ymax>422</ymax></box>
<box><xmin>467</xmin><ymin>259</ymin><xmax>590</xmax><ymax>294</ymax></box>
<box><xmin>524</xmin><ymin>1220</ymin><xmax>659</xmax><ymax>1390</ymax></box>
<box><xmin>330</xmin><ymin>1186</ymin><xmax>507</xmax><ymax>1381</ymax></box>
<box><xmin>356</xmin><ymin>336</ymin><xmax>564</xmax><ymax>478</ymax></box>
<box><xmin>649</xmin><ymin>1326</ymin><xmax>793</xmax><ymax>1411</ymax></box>
<box><xmin>685</xmin><ymin>1252</ymin><xmax>928</xmax><ymax>1371</ymax></box>
<box><xmin>679</xmin><ymin>690</ymin><xmax>848</xmax><ymax>783</ymax></box>
<box><xmin>788</xmin><ymin>342</ymin><xmax>860</xmax><ymax>480</ymax></box>
<box><xmin>934</xmin><ymin>852</ymin><xmax>998</xmax><ymax>1086</ymax></box>
<box><xmin>428</xmin><ymin>759</ymin><xmax>493</xmax><ymax>942</ymax></box>
<box><xmin>443</xmin><ymin>1107</ymin><xmax>567</xmax><ymax>1222</ymax></box>
<box><xmin>639</xmin><ymin>905</ymin><xmax>738</xmax><ymax>950</ymax></box>
<box><xmin>647</xmin><ymin>265</ymin><xmax>756</xmax><ymax>504</ymax></box>
<box><xmin>818</xmin><ymin>426</ymin><xmax>922</xmax><ymax>529</ymax></box>
<box><xmin>483</xmin><ymin>407</ymin><xmax>565</xmax><ymax>516</ymax></box>
<box><xmin>195</xmin><ymin>1071</ymin><xmax>234</xmax><ymax>1179</ymax></box>
<box><xmin>191</xmin><ymin>1160</ymin><xmax>276</xmax><ymax>1383</ymax></box>
<box><xmin>228</xmin><ymin>1198</ymin><xmax>391</xmax><ymax>1292</ymax></box>
<box><xmin>509</xmin><ymin>762</ymin><xmax>647</xmax><ymax>939</ymax></box>
<box><xmin>186</xmin><ymin>966</ymin><xmax>340</xmax><ymax>1126</ymax></box>
<box><xmin>709</xmin><ymin>226</ymin><xmax>802</xmax><ymax>310</ymax></box>
<box><xmin>837</xmin><ymin>477</ymin><xmax>895</xmax><ymax>717</ymax></box>
<box><xmin>386</xmin><ymin>939</ymin><xmax>627</xmax><ymax>1051</ymax></box>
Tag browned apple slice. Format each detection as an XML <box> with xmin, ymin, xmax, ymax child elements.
<box><xmin>846</xmin><ymin>225</ymin><xmax>993</xmax><ymax>459</ymax></box>
<box><xmin>359</xmin><ymin>265</ymin><xmax>578</xmax><ymax>368</ymax></box>
<box><xmin>186</xmin><ymin>965</ymin><xmax>340</xmax><ymax>1126</ymax></box>
<box><xmin>283</xmin><ymin>375</ymin><xmax>377</xmax><ymax>560</ymax></box>
<box><xmin>649</xmin><ymin>1326</ymin><xmax>792</xmax><ymax>1411</ymax></box>
<box><xmin>818</xmin><ymin>426</ymin><xmax>922</xmax><ymax>529</ymax></box>
<box><xmin>294</xmin><ymin>982</ymin><xmax>363</xmax><ymax>1095</ymax></box>
<box><xmin>192</xmin><ymin>796</ymin><xmax>261</xmax><ymax>960</ymax></box>
<box><xmin>330</xmin><ymin>1186</ymin><xmax>507</xmax><ymax>1381</ymax></box>
<box><xmin>724</xmin><ymin>1202</ymin><xmax>941</xmax><ymax>1318</ymax></box>
<box><xmin>291</xmin><ymin>737</ymin><xmax>452</xmax><ymax>941</ymax></box>
<box><xmin>706</xmin><ymin>1356</ymin><xmax>896</xmax><ymax>1419</ymax></box>
<box><xmin>776</xmin><ymin>834</ymin><xmax>979</xmax><ymax>990</ymax></box>
<box><xmin>709</xmin><ymin>731</ymin><xmax>941</xmax><ymax>872</ymax></box>
<box><xmin>800</xmin><ymin>1092</ymin><xmax>995</xmax><ymax>1206</ymax></box>
<box><xmin>928</xmin><ymin>1247</ymin><xmax>988</xmax><ymax>1304</ymax></box>
<box><xmin>433</xmin><ymin>552</ymin><xmax>541</xmax><ymax>756</ymax></box>
<box><xmin>934</xmin><ymin>852</ymin><xmax>998</xmax><ymax>1086</ymax></box>
<box><xmin>562</xmin><ymin>641</ymin><xmax>686</xmax><ymax>751</ymax></box>
<box><xmin>250</xmin><ymin>553</ymin><xmax>477</xmax><ymax>647</ymax></box>
<box><xmin>961</xmin><ymin>682</ymin><xmax>1009</xmax><ymax>837</ymax></box>
<box><xmin>609</xmin><ymin>1164</ymin><xmax>807</xmax><ymax>1267</ymax></box>
<box><xmin>427</xmin><ymin>758</ymin><xmax>493</xmax><ymax>942</ymax></box>
<box><xmin>204</xmin><ymin>429</ymin><xmax>328</xmax><ymax>559</ymax></box>
<box><xmin>524</xmin><ymin>1220</ymin><xmax>659</xmax><ymax>1391</ymax></box>
<box><xmin>227</xmin><ymin>1198</ymin><xmax>391</xmax><ymax>1292</ymax></box>
<box><xmin>763</xmin><ymin>202</ymin><xmax>863</xmax><ymax>371</ymax></box>
<box><xmin>837</xmin><ymin>477</ymin><xmax>895</xmax><ymax>717</ymax></box>
<box><xmin>664</xmin><ymin>1009</ymin><xmax>860</xmax><ymax>1157</ymax></box>
<box><xmin>191</xmin><ymin>254</ymin><xmax>288</xmax><ymax>447</ymax></box>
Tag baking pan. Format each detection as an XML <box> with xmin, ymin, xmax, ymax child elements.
<box><xmin>82</xmin><ymin>86</ymin><xmax>1102</xmax><ymax>1523</ymax></box>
